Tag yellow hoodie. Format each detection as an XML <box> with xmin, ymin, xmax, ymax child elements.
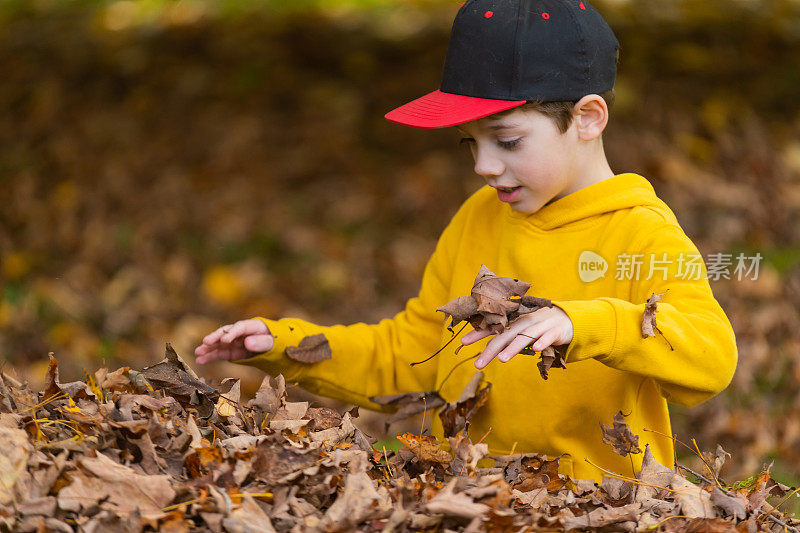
<box><xmin>236</xmin><ymin>173</ymin><xmax>738</xmax><ymax>481</ymax></box>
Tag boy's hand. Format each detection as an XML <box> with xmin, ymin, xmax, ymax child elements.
<box><xmin>462</xmin><ymin>307</ymin><xmax>574</xmax><ymax>369</ymax></box>
<box><xmin>194</xmin><ymin>319</ymin><xmax>273</xmax><ymax>365</ymax></box>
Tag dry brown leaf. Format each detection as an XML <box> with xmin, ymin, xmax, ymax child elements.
<box><xmin>562</xmin><ymin>502</ymin><xmax>641</xmax><ymax>530</ymax></box>
<box><xmin>471</xmin><ymin>265</ymin><xmax>530</xmax><ymax>319</ymax></box>
<box><xmin>397</xmin><ymin>433</ymin><xmax>453</xmax><ymax>464</ymax></box>
<box><xmin>635</xmin><ymin>444</ymin><xmax>675</xmax><ymax>501</ymax></box>
<box><xmin>710</xmin><ymin>487</ymin><xmax>747</xmax><ymax>520</ymax></box>
<box><xmin>642</xmin><ymin>292</ymin><xmax>664</xmax><ymax>338</ymax></box>
<box><xmin>600</xmin><ymin>410</ymin><xmax>642</xmax><ymax>457</ymax></box>
<box><xmin>535</xmin><ymin>345</ymin><xmax>567</xmax><ymax>380</ymax></box>
<box><xmin>437</xmin><ymin>295</ymin><xmax>479</xmax><ymax>328</ymax></box>
<box><xmin>58</xmin><ymin>452</ymin><xmax>175</xmax><ymax>515</ymax></box>
<box><xmin>318</xmin><ymin>454</ymin><xmax>391</xmax><ymax>530</ymax></box>
<box><xmin>369</xmin><ymin>390</ymin><xmax>445</xmax><ymax>428</ymax></box>
<box><xmin>438</xmin><ymin>372</ymin><xmax>491</xmax><ymax>438</ymax></box>
<box><xmin>424</xmin><ymin>479</ymin><xmax>490</xmax><ymax>519</ymax></box>
<box><xmin>0</xmin><ymin>427</ymin><xmax>32</xmax><ymax>505</ymax></box>
<box><xmin>222</xmin><ymin>496</ymin><xmax>277</xmax><ymax>533</ymax></box>
<box><xmin>142</xmin><ymin>343</ymin><xmax>217</xmax><ymax>399</ymax></box>
<box><xmin>284</xmin><ymin>333</ymin><xmax>332</xmax><ymax>363</ymax></box>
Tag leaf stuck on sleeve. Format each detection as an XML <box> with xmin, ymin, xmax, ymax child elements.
<box><xmin>600</xmin><ymin>410</ymin><xmax>642</xmax><ymax>457</ymax></box>
<box><xmin>641</xmin><ymin>292</ymin><xmax>664</xmax><ymax>338</ymax></box>
<box><xmin>284</xmin><ymin>333</ymin><xmax>332</xmax><ymax>363</ymax></box>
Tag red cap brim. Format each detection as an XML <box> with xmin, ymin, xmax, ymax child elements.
<box><xmin>384</xmin><ymin>90</ymin><xmax>527</xmax><ymax>129</ymax></box>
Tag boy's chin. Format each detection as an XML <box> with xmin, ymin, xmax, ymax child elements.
<box><xmin>507</xmin><ymin>197</ymin><xmax>550</xmax><ymax>215</ymax></box>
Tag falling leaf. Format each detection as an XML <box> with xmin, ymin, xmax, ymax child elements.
<box><xmin>600</xmin><ymin>411</ymin><xmax>642</xmax><ymax>457</ymax></box>
<box><xmin>438</xmin><ymin>372</ymin><xmax>491</xmax><ymax>438</ymax></box>
<box><xmin>641</xmin><ymin>292</ymin><xmax>664</xmax><ymax>338</ymax></box>
<box><xmin>284</xmin><ymin>333</ymin><xmax>332</xmax><ymax>363</ymax></box>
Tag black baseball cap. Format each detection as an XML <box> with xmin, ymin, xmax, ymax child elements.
<box><xmin>385</xmin><ymin>0</ymin><xmax>619</xmax><ymax>128</ymax></box>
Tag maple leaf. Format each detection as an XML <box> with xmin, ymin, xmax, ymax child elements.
<box><xmin>437</xmin><ymin>295</ymin><xmax>479</xmax><ymax>328</ymax></box>
<box><xmin>284</xmin><ymin>333</ymin><xmax>332</xmax><ymax>363</ymax></box>
<box><xmin>600</xmin><ymin>411</ymin><xmax>642</xmax><ymax>457</ymax></box>
<box><xmin>641</xmin><ymin>292</ymin><xmax>664</xmax><ymax>338</ymax></box>
<box><xmin>471</xmin><ymin>264</ymin><xmax>531</xmax><ymax>318</ymax></box>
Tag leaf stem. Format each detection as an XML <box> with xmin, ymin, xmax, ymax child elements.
<box><xmin>410</xmin><ymin>323</ymin><xmax>468</xmax><ymax>367</ymax></box>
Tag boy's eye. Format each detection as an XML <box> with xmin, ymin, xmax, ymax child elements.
<box><xmin>459</xmin><ymin>137</ymin><xmax>475</xmax><ymax>146</ymax></box>
<box><xmin>497</xmin><ymin>138</ymin><xmax>522</xmax><ymax>150</ymax></box>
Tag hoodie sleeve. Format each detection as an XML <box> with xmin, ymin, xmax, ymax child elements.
<box><xmin>232</xmin><ymin>214</ymin><xmax>464</xmax><ymax>411</ymax></box>
<box><xmin>550</xmin><ymin>223</ymin><xmax>738</xmax><ymax>407</ymax></box>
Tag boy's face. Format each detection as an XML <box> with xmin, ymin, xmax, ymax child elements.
<box><xmin>456</xmin><ymin>107</ymin><xmax>580</xmax><ymax>214</ymax></box>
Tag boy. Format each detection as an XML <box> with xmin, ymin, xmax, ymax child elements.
<box><xmin>194</xmin><ymin>0</ymin><xmax>737</xmax><ymax>480</ymax></box>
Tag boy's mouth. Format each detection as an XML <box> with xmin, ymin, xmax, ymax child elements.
<box><xmin>494</xmin><ymin>185</ymin><xmax>522</xmax><ymax>202</ymax></box>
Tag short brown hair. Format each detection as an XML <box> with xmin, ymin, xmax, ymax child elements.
<box><xmin>523</xmin><ymin>89</ymin><xmax>615</xmax><ymax>134</ymax></box>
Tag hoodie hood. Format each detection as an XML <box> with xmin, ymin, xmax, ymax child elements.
<box><xmin>506</xmin><ymin>173</ymin><xmax>671</xmax><ymax>230</ymax></box>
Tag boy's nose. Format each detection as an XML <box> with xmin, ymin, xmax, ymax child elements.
<box><xmin>473</xmin><ymin>148</ymin><xmax>504</xmax><ymax>178</ymax></box>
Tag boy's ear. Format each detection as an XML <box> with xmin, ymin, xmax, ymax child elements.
<box><xmin>572</xmin><ymin>94</ymin><xmax>609</xmax><ymax>141</ymax></box>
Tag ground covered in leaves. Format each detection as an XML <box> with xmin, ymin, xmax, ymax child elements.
<box><xmin>1</xmin><ymin>0</ymin><xmax>799</xmax><ymax>497</ymax></box>
<box><xmin>1</xmin><ymin>346</ymin><xmax>798</xmax><ymax>532</ymax></box>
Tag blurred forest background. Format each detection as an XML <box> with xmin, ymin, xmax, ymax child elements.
<box><xmin>1</xmin><ymin>0</ymin><xmax>799</xmax><ymax>487</ymax></box>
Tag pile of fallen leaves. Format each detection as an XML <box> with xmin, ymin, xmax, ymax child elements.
<box><xmin>0</xmin><ymin>346</ymin><xmax>798</xmax><ymax>532</ymax></box>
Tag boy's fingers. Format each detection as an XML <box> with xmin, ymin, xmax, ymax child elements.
<box><xmin>461</xmin><ymin>328</ymin><xmax>490</xmax><ymax>345</ymax></box>
<box><xmin>195</xmin><ymin>344</ymin><xmax>212</xmax><ymax>357</ymax></box>
<box><xmin>203</xmin><ymin>325</ymin><xmax>231</xmax><ymax>346</ymax></box>
<box><xmin>474</xmin><ymin>352</ymin><xmax>496</xmax><ymax>369</ymax></box>
<box><xmin>532</xmin><ymin>330</ymin><xmax>557</xmax><ymax>352</ymax></box>
<box><xmin>244</xmin><ymin>334</ymin><xmax>273</xmax><ymax>353</ymax></box>
<box><xmin>220</xmin><ymin>319</ymin><xmax>265</xmax><ymax>344</ymax></box>
<box><xmin>497</xmin><ymin>334</ymin><xmax>536</xmax><ymax>362</ymax></box>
